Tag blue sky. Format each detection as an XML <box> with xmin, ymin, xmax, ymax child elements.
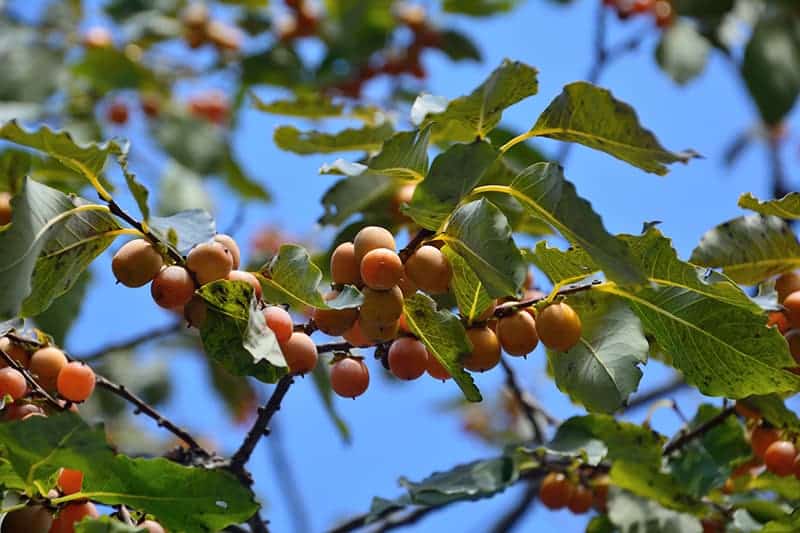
<box><xmin>51</xmin><ymin>0</ymin><xmax>800</xmax><ymax>531</ymax></box>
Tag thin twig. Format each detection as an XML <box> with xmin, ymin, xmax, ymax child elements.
<box><xmin>623</xmin><ymin>375</ymin><xmax>686</xmax><ymax>411</ymax></box>
<box><xmin>247</xmin><ymin>513</ymin><xmax>270</xmax><ymax>533</ymax></box>
<box><xmin>105</xmin><ymin>197</ymin><xmax>184</xmax><ymax>264</ymax></box>
<box><xmin>662</xmin><ymin>405</ymin><xmax>736</xmax><ymax>455</ymax></box>
<box><xmin>0</xmin><ymin>348</ymin><xmax>63</xmax><ymax>410</ymax></box>
<box><xmin>230</xmin><ymin>374</ymin><xmax>295</xmax><ymax>472</ymax></box>
<box><xmin>499</xmin><ymin>357</ymin><xmax>550</xmax><ymax>444</ymax></box>
<box><xmin>267</xmin><ymin>421</ymin><xmax>311</xmax><ymax>533</ymax></box>
<box><xmin>77</xmin><ymin>321</ymin><xmax>183</xmax><ymax>362</ymax></box>
<box><xmin>489</xmin><ymin>481</ymin><xmax>539</xmax><ymax>533</ymax></box>
<box><xmin>398</xmin><ymin>229</ymin><xmax>435</xmax><ymax>263</ymax></box>
<box><xmin>494</xmin><ymin>280</ymin><xmax>602</xmax><ymax>318</ymax></box>
<box><xmin>767</xmin><ymin>137</ymin><xmax>789</xmax><ymax>200</ymax></box>
<box><xmin>95</xmin><ymin>374</ymin><xmax>211</xmax><ymax>457</ymax></box>
<box><xmin>372</xmin><ymin>505</ymin><xmax>446</xmax><ymax>533</ymax></box>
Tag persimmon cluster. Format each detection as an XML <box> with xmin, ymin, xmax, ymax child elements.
<box><xmin>0</xmin><ymin>341</ymin><xmax>95</xmax><ymax>412</ymax></box>
<box><xmin>602</xmin><ymin>0</ymin><xmax>675</xmax><ymax>28</ymax></box>
<box><xmin>767</xmin><ymin>271</ymin><xmax>800</xmax><ymax>365</ymax></box>
<box><xmin>539</xmin><ymin>471</ymin><xmax>609</xmax><ymax>515</ymax></box>
<box><xmin>0</xmin><ymin>467</ymin><xmax>165</xmax><ymax>533</ymax></box>
<box><xmin>313</xmin><ymin>225</ymin><xmax>583</xmax><ymax>399</ymax></box>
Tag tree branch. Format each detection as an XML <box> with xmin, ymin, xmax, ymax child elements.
<box><xmin>230</xmin><ymin>374</ymin><xmax>295</xmax><ymax>473</ymax></box>
<box><xmin>489</xmin><ymin>481</ymin><xmax>539</xmax><ymax>533</ymax></box>
<box><xmin>95</xmin><ymin>374</ymin><xmax>212</xmax><ymax>458</ymax></box>
<box><xmin>372</xmin><ymin>505</ymin><xmax>447</xmax><ymax>533</ymax></box>
<box><xmin>662</xmin><ymin>405</ymin><xmax>736</xmax><ymax>455</ymax></box>
<box><xmin>494</xmin><ymin>280</ymin><xmax>602</xmax><ymax>318</ymax></box>
<box><xmin>77</xmin><ymin>321</ymin><xmax>183</xmax><ymax>362</ymax></box>
<box><xmin>247</xmin><ymin>513</ymin><xmax>269</xmax><ymax>533</ymax></box>
<box><xmin>398</xmin><ymin>229</ymin><xmax>435</xmax><ymax>263</ymax></box>
<box><xmin>105</xmin><ymin>197</ymin><xmax>184</xmax><ymax>264</ymax></box>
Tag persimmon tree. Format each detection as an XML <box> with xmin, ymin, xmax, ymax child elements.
<box><xmin>0</xmin><ymin>1</ymin><xmax>799</xmax><ymax>532</ymax></box>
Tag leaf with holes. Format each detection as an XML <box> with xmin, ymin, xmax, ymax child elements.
<box><xmin>439</xmin><ymin>198</ymin><xmax>526</xmax><ymax>298</ymax></box>
<box><xmin>519</xmin><ymin>82</ymin><xmax>698</xmax><ymax>174</ymax></box>
<box><xmin>415</xmin><ymin>59</ymin><xmax>538</xmax><ymax>141</ymax></box>
<box><xmin>403</xmin><ymin>293</ymin><xmax>480</xmax><ymax>402</ymax></box>
<box><xmin>547</xmin><ymin>291</ymin><xmax>648</xmax><ymax>413</ymax></box>
<box><xmin>259</xmin><ymin>244</ymin><xmax>362</xmax><ymax>310</ymax></box>
<box><xmin>0</xmin><ymin>179</ymin><xmax>121</xmax><ymax>320</ymax></box>
<box><xmin>690</xmin><ymin>215</ymin><xmax>800</xmax><ymax>285</ymax></box>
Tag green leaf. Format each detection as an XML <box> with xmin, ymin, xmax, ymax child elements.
<box><xmin>527</xmin><ymin>241</ymin><xmax>599</xmax><ymax>286</ymax></box>
<box><xmin>415</xmin><ymin>59</ymin><xmax>538</xmax><ymax>142</ymax></box>
<box><xmin>365</xmin><ymin>127</ymin><xmax>431</xmax><ymax>181</ymax></box>
<box><xmin>442</xmin><ymin>0</ymin><xmax>520</xmax><ymax>16</ymax></box>
<box><xmin>273</xmin><ymin>123</ymin><xmax>394</xmax><ymax>155</ymax></box>
<box><xmin>405</xmin><ymin>141</ymin><xmax>497</xmax><ymax>230</ymax></box>
<box><xmin>0</xmin><ymin>120</ymin><xmax>122</xmax><ymax>197</ymax></box>
<box><xmin>741</xmin><ymin>15</ymin><xmax>800</xmax><ymax>125</ymax></box>
<box><xmin>0</xmin><ymin>413</ymin><xmax>258</xmax><ymax>531</ymax></box>
<box><xmin>402</xmin><ymin>293</ymin><xmax>481</xmax><ymax>402</ymax></box>
<box><xmin>690</xmin><ymin>215</ymin><xmax>800</xmax><ymax>285</ymax></box>
<box><xmin>518</xmin><ymin>82</ymin><xmax>698</xmax><ymax>175</ymax></box>
<box><xmin>544</xmin><ymin>414</ymin><xmax>664</xmax><ymax>467</ymax></box>
<box><xmin>311</xmin><ymin>363</ymin><xmax>351</xmax><ymax>444</ymax></box>
<box><xmin>153</xmin><ymin>113</ymin><xmax>226</xmax><ymax>176</ymax></box>
<box><xmin>149</xmin><ymin>209</ymin><xmax>215</xmax><ymax>255</ymax></box>
<box><xmin>75</xmin><ymin>517</ymin><xmax>146</xmax><ymax>533</ymax></box>
<box><xmin>33</xmin><ymin>270</ymin><xmax>91</xmax><ymax>346</ymax></box>
<box><xmin>251</xmin><ymin>92</ymin><xmax>344</xmax><ymax>119</ymax></box>
<box><xmin>739</xmin><ymin>394</ymin><xmax>800</xmax><ymax>432</ymax></box>
<box><xmin>610</xmin><ymin>462</ymin><xmax>702</xmax><ymax>513</ymax></box>
<box><xmin>607</xmin><ymin>489</ymin><xmax>702</xmax><ymax>532</ymax></box>
<box><xmin>442</xmin><ymin>246</ymin><xmax>494</xmax><ymax>325</ymax></box>
<box><xmin>438</xmin><ymin>30</ymin><xmax>482</xmax><ymax>62</ymax></box>
<box><xmin>319</xmin><ymin>173</ymin><xmax>393</xmax><ymax>226</ymax></box>
<box><xmin>198</xmin><ymin>280</ymin><xmax>287</xmax><ymax>383</ymax></box>
<box><xmin>474</xmin><ymin>162</ymin><xmax>645</xmax><ymax>285</ymax></box>
<box><xmin>241</xmin><ymin>46</ymin><xmax>307</xmax><ymax>89</ymax></box>
<box><xmin>656</xmin><ymin>21</ymin><xmax>711</xmax><ymax>85</ymax></box>
<box><xmin>547</xmin><ymin>292</ymin><xmax>648</xmax><ymax>413</ymax></box>
<box><xmin>666</xmin><ymin>404</ymin><xmax>751</xmax><ymax>497</ymax></box>
<box><xmin>440</xmin><ymin>198</ymin><xmax>526</xmax><ymax>298</ymax></box>
<box><xmin>760</xmin><ymin>510</ymin><xmax>800</xmax><ymax>533</ymax></box>
<box><xmin>599</xmin><ymin>229</ymin><xmax>800</xmax><ymax>398</ymax></box>
<box><xmin>398</xmin><ymin>456</ymin><xmax>518</xmax><ymax>505</ymax></box>
<box><xmin>739</xmin><ymin>192</ymin><xmax>800</xmax><ymax>220</ymax></box>
<box><xmin>72</xmin><ymin>47</ymin><xmax>158</xmax><ymax>94</ymax></box>
<box><xmin>224</xmin><ymin>152</ymin><xmax>271</xmax><ymax>202</ymax></box>
<box><xmin>259</xmin><ymin>244</ymin><xmax>363</xmax><ymax>310</ymax></box>
<box><xmin>116</xmin><ymin>151</ymin><xmax>150</xmax><ymax>221</ymax></box>
<box><xmin>0</xmin><ymin>179</ymin><xmax>120</xmax><ymax>320</ymax></box>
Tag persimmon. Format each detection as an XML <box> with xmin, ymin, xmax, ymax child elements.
<box><xmin>536</xmin><ymin>302</ymin><xmax>582</xmax><ymax>352</ymax></box>
<box><xmin>539</xmin><ymin>472</ymin><xmax>574</xmax><ymax>510</ymax></box>
<box><xmin>57</xmin><ymin>468</ymin><xmax>83</xmax><ymax>495</ymax></box>
<box><xmin>734</xmin><ymin>401</ymin><xmax>760</xmax><ymax>420</ymax></box>
<box><xmin>107</xmin><ymin>101</ymin><xmax>129</xmax><ymax>125</ymax></box>
<box><xmin>56</xmin><ymin>362</ymin><xmax>96</xmax><ymax>402</ymax></box>
<box><xmin>0</xmin><ymin>192</ymin><xmax>11</xmax><ymax>225</ymax></box>
<box><xmin>313</xmin><ymin>292</ymin><xmax>358</xmax><ymax>336</ymax></box>
<box><xmin>360</xmin><ymin>248</ymin><xmax>403</xmax><ymax>290</ymax></box>
<box><xmin>330</xmin><ymin>358</ymin><xmax>369</xmax><ymax>398</ymax></box>
<box><xmin>592</xmin><ymin>475</ymin><xmax>610</xmax><ymax>512</ymax></box>
<box><xmin>764</xmin><ymin>440</ymin><xmax>797</xmax><ymax>476</ymax></box>
<box><xmin>653</xmin><ymin>0</ymin><xmax>674</xmax><ymax>27</ymax></box>
<box><xmin>29</xmin><ymin>347</ymin><xmax>67</xmax><ymax>392</ymax></box>
<box><xmin>264</xmin><ymin>306</ymin><xmax>293</xmax><ymax>343</ymax></box>
<box><xmin>182</xmin><ymin>3</ymin><xmax>209</xmax><ymax>29</ymax></box>
<box><xmin>3</xmin><ymin>402</ymin><xmax>43</xmax><ymax>421</ymax></box>
<box><xmin>227</xmin><ymin>270</ymin><xmax>262</xmax><ymax>300</ymax></box>
<box><xmin>388</xmin><ymin>337</ymin><xmax>429</xmax><ymax>380</ymax></box>
<box><xmin>184</xmin><ymin>295</ymin><xmax>208</xmax><ymax>328</ymax></box>
<box><xmin>0</xmin><ymin>504</ymin><xmax>52</xmax><ymax>533</ymax></box>
<box><xmin>213</xmin><ymin>234</ymin><xmax>241</xmax><ymax>269</ymax></box>
<box><xmin>49</xmin><ymin>502</ymin><xmax>98</xmax><ymax>533</ymax></box>
<box><xmin>750</xmin><ymin>425</ymin><xmax>781</xmax><ymax>459</ymax></box>
<box><xmin>463</xmin><ymin>327</ymin><xmax>501</xmax><ymax>372</ymax></box>
<box><xmin>342</xmin><ymin>320</ymin><xmax>371</xmax><ymax>348</ymax></box>
<box><xmin>82</xmin><ymin>27</ymin><xmax>112</xmax><ymax>48</ymax></box>
<box><xmin>360</xmin><ymin>286</ymin><xmax>404</xmax><ymax>324</ymax></box>
<box><xmin>281</xmin><ymin>333</ymin><xmax>318</xmax><ymax>374</ymax></box>
<box><xmin>331</xmin><ymin>242</ymin><xmax>362</xmax><ymax>286</ymax></box>
<box><xmin>360</xmin><ymin>318</ymin><xmax>400</xmax><ymax>342</ymax></box>
<box><xmin>567</xmin><ymin>484</ymin><xmax>593</xmax><ymax>514</ymax></box>
<box><xmin>0</xmin><ymin>368</ymin><xmax>26</xmax><ymax>400</ymax></box>
<box><xmin>139</xmin><ymin>521</ymin><xmax>166</xmax><ymax>533</ymax></box>
<box><xmin>151</xmin><ymin>266</ymin><xmax>195</xmax><ymax>309</ymax></box>
<box><xmin>353</xmin><ymin>226</ymin><xmax>396</xmax><ymax>264</ymax></box>
<box><xmin>767</xmin><ymin>311</ymin><xmax>790</xmax><ymax>333</ymax></box>
<box><xmin>397</xmin><ymin>272</ymin><xmax>418</xmax><ymax>296</ymax></box>
<box><xmin>0</xmin><ymin>336</ymin><xmax>29</xmax><ymax>368</ymax></box>
<box><xmin>405</xmin><ymin>245</ymin><xmax>451</xmax><ymax>294</ymax></box>
<box><xmin>776</xmin><ymin>272</ymin><xmax>800</xmax><ymax>303</ymax></box>
<box><xmin>426</xmin><ymin>354</ymin><xmax>451</xmax><ymax>381</ymax></box>
<box><xmin>187</xmin><ymin>241</ymin><xmax>234</xmax><ymax>285</ymax></box>
<box><xmin>497</xmin><ymin>311</ymin><xmax>539</xmax><ymax>356</ymax></box>
<box><xmin>111</xmin><ymin>239</ymin><xmax>164</xmax><ymax>288</ymax></box>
